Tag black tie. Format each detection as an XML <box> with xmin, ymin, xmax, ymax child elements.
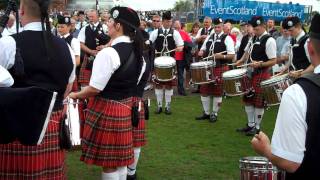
<box><xmin>92</xmin><ymin>25</ymin><xmax>95</xmax><ymax>31</ymax></box>
<box><xmin>80</xmin><ymin>22</ymin><xmax>83</xmax><ymax>29</ymax></box>
<box><xmin>164</xmin><ymin>29</ymin><xmax>168</xmax><ymax>35</ymax></box>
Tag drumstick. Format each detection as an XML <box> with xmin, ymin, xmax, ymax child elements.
<box><xmin>227</xmin><ymin>63</ymin><xmax>237</xmax><ymax>66</ymax></box>
<box><xmin>155</xmin><ymin>49</ymin><xmax>176</xmax><ymax>55</ymax></box>
<box><xmin>201</xmin><ymin>51</ymin><xmax>227</xmax><ymax>61</ymax></box>
<box><xmin>237</xmin><ymin>61</ymin><xmax>263</xmax><ymax>68</ymax></box>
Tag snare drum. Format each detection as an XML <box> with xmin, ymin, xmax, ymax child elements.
<box><xmin>222</xmin><ymin>69</ymin><xmax>250</xmax><ymax>96</ymax></box>
<box><xmin>260</xmin><ymin>74</ymin><xmax>291</xmax><ymax>106</ymax></box>
<box><xmin>66</xmin><ymin>99</ymin><xmax>81</xmax><ymax>146</ymax></box>
<box><xmin>154</xmin><ymin>56</ymin><xmax>176</xmax><ymax>82</ymax></box>
<box><xmin>190</xmin><ymin>61</ymin><xmax>215</xmax><ymax>84</ymax></box>
<box><xmin>240</xmin><ymin>156</ymin><xmax>285</xmax><ymax>180</ymax></box>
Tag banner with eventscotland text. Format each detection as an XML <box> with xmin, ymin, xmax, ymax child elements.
<box><xmin>202</xmin><ymin>0</ymin><xmax>305</xmax><ymax>22</ymax></box>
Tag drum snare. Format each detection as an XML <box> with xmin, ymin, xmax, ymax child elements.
<box><xmin>154</xmin><ymin>56</ymin><xmax>176</xmax><ymax>82</ymax></box>
<box><xmin>222</xmin><ymin>69</ymin><xmax>250</xmax><ymax>96</ymax></box>
<box><xmin>260</xmin><ymin>74</ymin><xmax>291</xmax><ymax>106</ymax></box>
<box><xmin>190</xmin><ymin>61</ymin><xmax>215</xmax><ymax>84</ymax></box>
<box><xmin>239</xmin><ymin>156</ymin><xmax>285</xmax><ymax>180</ymax></box>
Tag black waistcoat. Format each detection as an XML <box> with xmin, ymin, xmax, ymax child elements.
<box><xmin>250</xmin><ymin>34</ymin><xmax>271</xmax><ymax>63</ymax></box>
<box><xmin>237</xmin><ymin>34</ymin><xmax>250</xmax><ymax>60</ymax></box>
<box><xmin>84</xmin><ymin>23</ymin><xmax>110</xmax><ymax>50</ymax></box>
<box><xmin>9</xmin><ymin>31</ymin><xmax>73</xmax><ymax>109</ymax></box>
<box><xmin>286</xmin><ymin>76</ymin><xmax>320</xmax><ymax>180</ymax></box>
<box><xmin>205</xmin><ymin>33</ymin><xmax>228</xmax><ymax>66</ymax></box>
<box><xmin>64</xmin><ymin>34</ymin><xmax>73</xmax><ymax>46</ymax></box>
<box><xmin>291</xmin><ymin>35</ymin><xmax>310</xmax><ymax>70</ymax></box>
<box><xmin>198</xmin><ymin>27</ymin><xmax>213</xmax><ymax>49</ymax></box>
<box><xmin>154</xmin><ymin>28</ymin><xmax>176</xmax><ymax>57</ymax></box>
<box><xmin>100</xmin><ymin>42</ymin><xmax>140</xmax><ymax>100</ymax></box>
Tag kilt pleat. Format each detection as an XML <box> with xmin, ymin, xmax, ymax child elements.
<box><xmin>80</xmin><ymin>96</ymin><xmax>134</xmax><ymax>168</ymax></box>
<box><xmin>0</xmin><ymin>110</ymin><xmax>66</xmax><ymax>180</ymax></box>
<box><xmin>132</xmin><ymin>97</ymin><xmax>147</xmax><ymax>148</ymax></box>
<box><xmin>243</xmin><ymin>70</ymin><xmax>271</xmax><ymax>108</ymax></box>
<box><xmin>200</xmin><ymin>65</ymin><xmax>229</xmax><ymax>96</ymax></box>
<box><xmin>78</xmin><ymin>55</ymin><xmax>91</xmax><ymax>87</ymax></box>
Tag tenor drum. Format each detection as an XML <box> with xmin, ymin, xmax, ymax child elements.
<box><xmin>66</xmin><ymin>98</ymin><xmax>81</xmax><ymax>146</ymax></box>
<box><xmin>222</xmin><ymin>69</ymin><xmax>250</xmax><ymax>96</ymax></box>
<box><xmin>190</xmin><ymin>61</ymin><xmax>215</xmax><ymax>84</ymax></box>
<box><xmin>240</xmin><ymin>156</ymin><xmax>285</xmax><ymax>180</ymax></box>
<box><xmin>260</xmin><ymin>74</ymin><xmax>291</xmax><ymax>106</ymax></box>
<box><xmin>154</xmin><ymin>56</ymin><xmax>176</xmax><ymax>82</ymax></box>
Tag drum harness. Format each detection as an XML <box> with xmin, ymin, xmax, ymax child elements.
<box><xmin>200</xmin><ymin>34</ymin><xmax>227</xmax><ymax>84</ymax></box>
<box><xmin>153</xmin><ymin>30</ymin><xmax>176</xmax><ymax>85</ymax></box>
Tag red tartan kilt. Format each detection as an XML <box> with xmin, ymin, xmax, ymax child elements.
<box><xmin>154</xmin><ymin>78</ymin><xmax>177</xmax><ymax>88</ymax></box>
<box><xmin>81</xmin><ymin>96</ymin><xmax>134</xmax><ymax>168</ymax></box>
<box><xmin>132</xmin><ymin>97</ymin><xmax>147</xmax><ymax>147</ymax></box>
<box><xmin>243</xmin><ymin>70</ymin><xmax>271</xmax><ymax>108</ymax></box>
<box><xmin>78</xmin><ymin>55</ymin><xmax>92</xmax><ymax>87</ymax></box>
<box><xmin>200</xmin><ymin>65</ymin><xmax>229</xmax><ymax>96</ymax></box>
<box><xmin>72</xmin><ymin>77</ymin><xmax>79</xmax><ymax>92</ymax></box>
<box><xmin>0</xmin><ymin>110</ymin><xmax>66</xmax><ymax>180</ymax></box>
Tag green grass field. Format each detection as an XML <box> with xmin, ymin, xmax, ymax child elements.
<box><xmin>66</xmin><ymin>95</ymin><xmax>279</xmax><ymax>180</ymax></box>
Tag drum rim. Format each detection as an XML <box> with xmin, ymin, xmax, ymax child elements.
<box><xmin>260</xmin><ymin>74</ymin><xmax>288</xmax><ymax>86</ymax></box>
<box><xmin>154</xmin><ymin>56</ymin><xmax>176</xmax><ymax>66</ymax></box>
<box><xmin>190</xmin><ymin>61</ymin><xmax>214</xmax><ymax>69</ymax></box>
<box><xmin>222</xmin><ymin>69</ymin><xmax>247</xmax><ymax>79</ymax></box>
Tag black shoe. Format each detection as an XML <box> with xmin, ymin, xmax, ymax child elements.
<box><xmin>209</xmin><ymin>113</ymin><xmax>218</xmax><ymax>123</ymax></box>
<box><xmin>195</xmin><ymin>113</ymin><xmax>210</xmax><ymax>120</ymax></box>
<box><xmin>236</xmin><ymin>124</ymin><xmax>254</xmax><ymax>133</ymax></box>
<box><xmin>178</xmin><ymin>90</ymin><xmax>187</xmax><ymax>96</ymax></box>
<box><xmin>127</xmin><ymin>173</ymin><xmax>137</xmax><ymax>180</ymax></box>
<box><xmin>155</xmin><ymin>107</ymin><xmax>162</xmax><ymax>114</ymax></box>
<box><xmin>192</xmin><ymin>89</ymin><xmax>200</xmax><ymax>93</ymax></box>
<box><xmin>245</xmin><ymin>127</ymin><xmax>259</xmax><ymax>136</ymax></box>
<box><xmin>165</xmin><ymin>107</ymin><xmax>172</xmax><ymax>115</ymax></box>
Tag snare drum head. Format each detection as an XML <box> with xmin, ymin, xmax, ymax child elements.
<box><xmin>154</xmin><ymin>56</ymin><xmax>176</xmax><ymax>67</ymax></box>
<box><xmin>190</xmin><ymin>61</ymin><xmax>213</xmax><ymax>69</ymax></box>
<box><xmin>223</xmin><ymin>69</ymin><xmax>247</xmax><ymax>78</ymax></box>
<box><xmin>239</xmin><ymin>156</ymin><xmax>274</xmax><ymax>169</ymax></box>
<box><xmin>261</xmin><ymin>74</ymin><xmax>288</xmax><ymax>86</ymax></box>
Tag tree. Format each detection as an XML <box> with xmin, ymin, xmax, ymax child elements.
<box><xmin>173</xmin><ymin>0</ymin><xmax>194</xmax><ymax>13</ymax></box>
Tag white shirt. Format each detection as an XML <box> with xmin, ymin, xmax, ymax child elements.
<box><xmin>78</xmin><ymin>22</ymin><xmax>108</xmax><ymax>44</ymax></box>
<box><xmin>76</xmin><ymin>20</ymin><xmax>88</xmax><ymax>30</ymax></box>
<box><xmin>195</xmin><ymin>27</ymin><xmax>215</xmax><ymax>39</ymax></box>
<box><xmin>245</xmin><ymin>31</ymin><xmax>277</xmax><ymax>60</ymax></box>
<box><xmin>271</xmin><ymin>65</ymin><xmax>320</xmax><ymax>163</ymax></box>
<box><xmin>0</xmin><ymin>65</ymin><xmax>13</xmax><ymax>87</ymax></box>
<box><xmin>0</xmin><ymin>22</ymin><xmax>76</xmax><ymax>83</ymax></box>
<box><xmin>149</xmin><ymin>27</ymin><xmax>184</xmax><ymax>47</ymax></box>
<box><xmin>200</xmin><ymin>32</ymin><xmax>236</xmax><ymax>55</ymax></box>
<box><xmin>61</xmin><ymin>33</ymin><xmax>81</xmax><ymax>56</ymax></box>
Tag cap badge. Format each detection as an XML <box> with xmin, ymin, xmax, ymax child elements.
<box><xmin>112</xmin><ymin>10</ymin><xmax>119</xmax><ymax>19</ymax></box>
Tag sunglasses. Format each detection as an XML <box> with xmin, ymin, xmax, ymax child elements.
<box><xmin>153</xmin><ymin>20</ymin><xmax>160</xmax><ymax>22</ymax></box>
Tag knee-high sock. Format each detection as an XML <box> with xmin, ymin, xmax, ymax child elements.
<box><xmin>245</xmin><ymin>105</ymin><xmax>255</xmax><ymax>127</ymax></box>
<box><xmin>212</xmin><ymin>97</ymin><xmax>222</xmax><ymax>115</ymax></box>
<box><xmin>155</xmin><ymin>89</ymin><xmax>163</xmax><ymax>107</ymax></box>
<box><xmin>164</xmin><ymin>89</ymin><xmax>173</xmax><ymax>107</ymax></box>
<box><xmin>201</xmin><ymin>96</ymin><xmax>210</xmax><ymax>115</ymax></box>
<box><xmin>101</xmin><ymin>171</ymin><xmax>118</xmax><ymax>180</ymax></box>
<box><xmin>127</xmin><ymin>147</ymin><xmax>141</xmax><ymax>176</ymax></box>
<box><xmin>254</xmin><ymin>108</ymin><xmax>265</xmax><ymax>129</ymax></box>
<box><xmin>117</xmin><ymin>166</ymin><xmax>127</xmax><ymax>180</ymax></box>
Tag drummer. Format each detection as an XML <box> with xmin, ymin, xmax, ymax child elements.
<box><xmin>195</xmin><ymin>18</ymin><xmax>235</xmax><ymax>122</ymax></box>
<box><xmin>235</xmin><ymin>16</ymin><xmax>277</xmax><ymax>136</ymax></box>
<box><xmin>276</xmin><ymin>16</ymin><xmax>314</xmax><ymax>78</ymax></box>
<box><xmin>149</xmin><ymin>11</ymin><xmax>184</xmax><ymax>115</ymax></box>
